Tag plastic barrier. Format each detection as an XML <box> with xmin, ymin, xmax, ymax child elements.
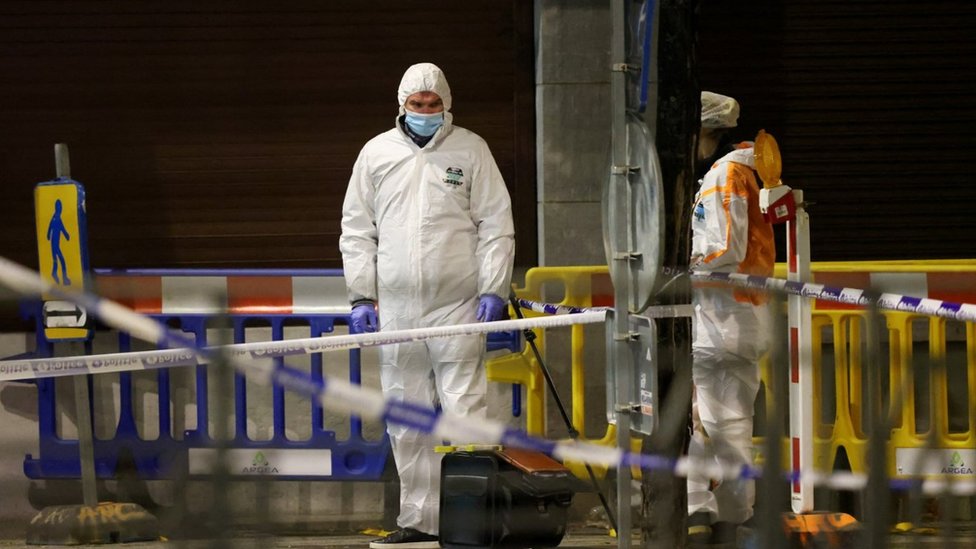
<box><xmin>755</xmin><ymin>260</ymin><xmax>976</xmax><ymax>481</ymax></box>
<box><xmin>17</xmin><ymin>262</ymin><xmax>974</xmax><ymax>487</ymax></box>
<box><xmin>499</xmin><ymin>263</ymin><xmax>976</xmax><ymax>485</ymax></box>
<box><xmin>20</xmin><ymin>269</ymin><xmax>521</xmax><ymax>482</ymax></box>
<box><xmin>490</xmin><ymin>267</ymin><xmax>635</xmax><ymax>479</ymax></box>
<box><xmin>494</xmin><ymin>267</ymin><xmax>613</xmax><ymax>438</ymax></box>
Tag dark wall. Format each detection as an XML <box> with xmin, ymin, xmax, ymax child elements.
<box><xmin>5</xmin><ymin>2</ymin><xmax>973</xmax><ymax>271</ymax></box>
<box><xmin>699</xmin><ymin>0</ymin><xmax>976</xmax><ymax>261</ymax></box>
<box><xmin>0</xmin><ymin>1</ymin><xmax>536</xmax><ymax>270</ymax></box>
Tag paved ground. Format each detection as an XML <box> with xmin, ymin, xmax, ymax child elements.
<box><xmin>0</xmin><ymin>528</ymin><xmax>623</xmax><ymax>549</ymax></box>
<box><xmin>1</xmin><ymin>524</ymin><xmax>975</xmax><ymax>548</ymax></box>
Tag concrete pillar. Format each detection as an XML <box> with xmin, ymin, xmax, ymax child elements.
<box><xmin>535</xmin><ymin>0</ymin><xmax>610</xmax><ymax>267</ymax></box>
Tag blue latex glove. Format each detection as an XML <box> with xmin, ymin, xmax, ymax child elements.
<box><xmin>476</xmin><ymin>294</ymin><xmax>507</xmax><ymax>322</ymax></box>
<box><xmin>350</xmin><ymin>302</ymin><xmax>378</xmax><ymax>334</ymax></box>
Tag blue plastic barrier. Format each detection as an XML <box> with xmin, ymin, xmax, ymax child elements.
<box><xmin>18</xmin><ymin>269</ymin><xmax>521</xmax><ymax>482</ymax></box>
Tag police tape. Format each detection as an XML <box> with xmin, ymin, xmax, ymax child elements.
<box><xmin>3</xmin><ymin>256</ymin><xmax>975</xmax><ymax>496</ymax></box>
<box><xmin>693</xmin><ymin>270</ymin><xmax>976</xmax><ymax>323</ymax></box>
<box><xmin>527</xmin><ymin>266</ymin><xmax>976</xmax><ymax>325</ymax></box>
<box><xmin>516</xmin><ymin>298</ymin><xmax>692</xmax><ymax>319</ymax></box>
<box><xmin>0</xmin><ymin>311</ymin><xmax>606</xmax><ymax>383</ymax></box>
<box><xmin>1</xmin><ymin>297</ymin><xmax>690</xmax><ymax>383</ymax></box>
<box><xmin>514</xmin><ymin>298</ymin><xmax>608</xmax><ymax>315</ymax></box>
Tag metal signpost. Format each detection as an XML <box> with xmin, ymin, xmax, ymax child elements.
<box><xmin>33</xmin><ymin>144</ymin><xmax>98</xmax><ymax>511</ymax></box>
<box><xmin>28</xmin><ymin>145</ymin><xmax>156</xmax><ymax>544</ymax></box>
<box><xmin>605</xmin><ymin>1</ymin><xmax>669</xmax><ymax>547</ymax></box>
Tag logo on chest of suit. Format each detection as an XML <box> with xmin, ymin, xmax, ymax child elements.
<box><xmin>694</xmin><ymin>202</ymin><xmax>705</xmax><ymax>222</ymax></box>
<box><xmin>443</xmin><ymin>166</ymin><xmax>464</xmax><ymax>186</ymax></box>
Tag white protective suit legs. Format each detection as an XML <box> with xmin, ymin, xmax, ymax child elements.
<box><xmin>379</xmin><ymin>299</ymin><xmax>487</xmax><ymax>534</ymax></box>
<box><xmin>687</xmin><ymin>346</ymin><xmax>761</xmax><ymax>525</ymax></box>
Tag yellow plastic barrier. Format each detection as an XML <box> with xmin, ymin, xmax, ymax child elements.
<box><xmin>762</xmin><ymin>260</ymin><xmax>976</xmax><ymax>479</ymax></box>
<box><xmin>494</xmin><ymin>261</ymin><xmax>976</xmax><ymax>485</ymax></box>
<box><xmin>485</xmin><ymin>266</ymin><xmax>628</xmax><ymax>478</ymax></box>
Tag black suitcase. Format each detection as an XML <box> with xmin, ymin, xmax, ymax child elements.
<box><xmin>439</xmin><ymin>447</ymin><xmax>577</xmax><ymax>548</ymax></box>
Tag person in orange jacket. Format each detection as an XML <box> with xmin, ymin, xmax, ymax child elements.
<box><xmin>687</xmin><ymin>91</ymin><xmax>776</xmax><ymax>544</ymax></box>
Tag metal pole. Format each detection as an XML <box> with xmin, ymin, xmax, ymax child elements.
<box><xmin>864</xmin><ymin>298</ymin><xmax>889</xmax><ymax>549</ymax></box>
<box><xmin>609</xmin><ymin>0</ymin><xmax>634</xmax><ymax>547</ymax></box>
<box><xmin>760</xmin><ymin>296</ymin><xmax>789</xmax><ymax>549</ymax></box>
<box><xmin>55</xmin><ymin>143</ymin><xmax>71</xmax><ymax>179</ymax></box>
<box><xmin>53</xmin><ymin>147</ymin><xmax>89</xmax><ymax>505</ymax></box>
<box><xmin>66</xmin><ymin>341</ymin><xmax>98</xmax><ymax>508</ymax></box>
<box><xmin>210</xmin><ymin>312</ymin><xmax>234</xmax><ymax>549</ymax></box>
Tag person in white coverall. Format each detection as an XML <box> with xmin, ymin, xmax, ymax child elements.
<box><xmin>339</xmin><ymin>62</ymin><xmax>515</xmax><ymax>548</ymax></box>
<box><xmin>687</xmin><ymin>91</ymin><xmax>775</xmax><ymax>544</ymax></box>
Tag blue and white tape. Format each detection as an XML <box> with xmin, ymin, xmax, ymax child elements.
<box><xmin>0</xmin><ymin>311</ymin><xmax>606</xmax><ymax>383</ymax></box>
<box><xmin>515</xmin><ymin>298</ymin><xmax>692</xmax><ymax>320</ymax></box>
<box><xmin>692</xmin><ymin>270</ymin><xmax>976</xmax><ymax>323</ymax></box>
<box><xmin>515</xmin><ymin>298</ymin><xmax>607</xmax><ymax>315</ymax></box>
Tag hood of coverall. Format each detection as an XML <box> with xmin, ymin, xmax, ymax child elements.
<box><xmin>397</xmin><ymin>62</ymin><xmax>454</xmax><ymax>133</ymax></box>
<box><xmin>701</xmin><ymin>91</ymin><xmax>740</xmax><ymax>129</ymax></box>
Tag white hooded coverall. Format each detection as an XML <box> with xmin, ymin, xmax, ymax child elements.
<box><xmin>689</xmin><ymin>143</ymin><xmax>775</xmax><ymax>525</ymax></box>
<box><xmin>339</xmin><ymin>63</ymin><xmax>515</xmax><ymax>535</ymax></box>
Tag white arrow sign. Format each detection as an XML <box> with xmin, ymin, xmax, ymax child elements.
<box><xmin>43</xmin><ymin>300</ymin><xmax>87</xmax><ymax>328</ymax></box>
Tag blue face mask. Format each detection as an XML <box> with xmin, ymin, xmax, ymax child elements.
<box><xmin>404</xmin><ymin>111</ymin><xmax>444</xmax><ymax>137</ymax></box>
